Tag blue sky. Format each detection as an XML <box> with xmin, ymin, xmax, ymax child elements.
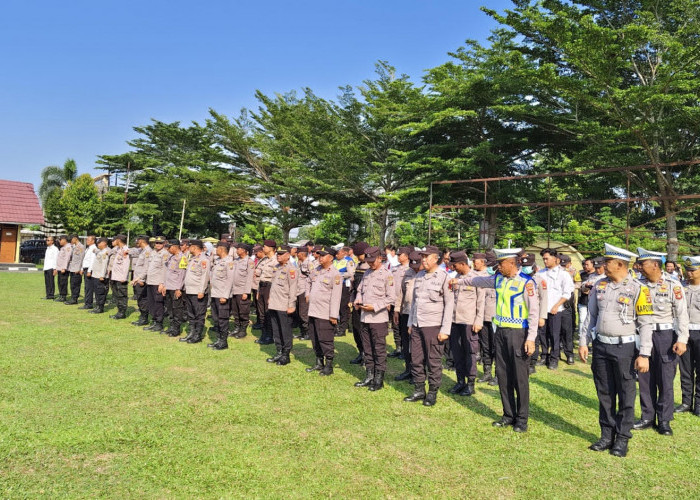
<box><xmin>0</xmin><ymin>0</ymin><xmax>513</xmax><ymax>187</ymax></box>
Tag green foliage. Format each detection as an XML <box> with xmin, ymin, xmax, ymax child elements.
<box><xmin>39</xmin><ymin>158</ymin><xmax>78</xmax><ymax>205</ymax></box>
<box><xmin>59</xmin><ymin>174</ymin><xmax>103</xmax><ymax>234</ymax></box>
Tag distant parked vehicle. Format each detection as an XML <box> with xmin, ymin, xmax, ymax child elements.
<box><xmin>20</xmin><ymin>239</ymin><xmax>47</xmax><ymax>264</ymax></box>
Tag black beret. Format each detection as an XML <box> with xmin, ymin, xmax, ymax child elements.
<box><xmin>189</xmin><ymin>239</ymin><xmax>203</xmax><ymax>249</ymax></box>
<box><xmin>263</xmin><ymin>239</ymin><xmax>277</xmax><ymax>248</ymax></box>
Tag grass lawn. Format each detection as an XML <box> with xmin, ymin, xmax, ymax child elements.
<box><xmin>1</xmin><ymin>272</ymin><xmax>698</xmax><ymax>498</ymax></box>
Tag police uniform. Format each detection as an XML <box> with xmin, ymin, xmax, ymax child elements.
<box><xmin>164</xmin><ymin>241</ymin><xmax>187</xmax><ymax>337</ymax></box>
<box><xmin>80</xmin><ymin>241</ymin><xmax>97</xmax><ymax>309</ymax></box>
<box><xmin>634</xmin><ymin>247</ymin><xmax>689</xmax><ymax>434</ymax></box>
<box><xmin>404</xmin><ymin>246</ymin><xmax>454</xmax><ymax>406</ymax></box>
<box><xmin>142</xmin><ymin>236</ymin><xmax>168</xmax><ymax>331</ymax></box>
<box><xmin>208</xmin><ymin>242</ymin><xmax>235</xmax><ymax>350</ymax></box>
<box><xmin>448</xmin><ymin>251</ymin><xmax>485</xmax><ymax>396</ymax></box>
<box><xmin>678</xmin><ymin>255</ymin><xmax>700</xmax><ymax>416</ymax></box>
<box><xmin>394</xmin><ymin>252</ymin><xmax>421</xmax><ymax>381</ymax></box>
<box><xmin>294</xmin><ymin>254</ymin><xmax>313</xmax><ymax>340</ymax></box>
<box><xmin>353</xmin><ymin>247</ymin><xmax>395</xmax><ymax>391</ymax></box>
<box><xmin>580</xmin><ymin>243</ymin><xmax>653</xmax><ymax>457</ymax></box>
<box><xmin>460</xmin><ymin>248</ymin><xmax>539</xmax><ymax>431</ymax></box>
<box><xmin>475</xmin><ymin>252</ymin><xmax>498</xmax><ymax>383</ymax></box>
<box><xmin>333</xmin><ymin>251</ymin><xmax>356</xmax><ymax>336</ymax></box>
<box><xmin>255</xmin><ymin>240</ymin><xmax>278</xmax><ymax>345</ymax></box>
<box><xmin>389</xmin><ymin>247</ymin><xmax>412</xmax><ymax>358</ymax></box>
<box><xmin>55</xmin><ymin>239</ymin><xmax>72</xmax><ymax>301</ymax></box>
<box><xmin>267</xmin><ymin>246</ymin><xmax>298</xmax><ymax>364</ymax></box>
<box><xmin>230</xmin><ymin>244</ymin><xmax>255</xmax><ymax>339</ymax></box>
<box><xmin>520</xmin><ymin>253</ymin><xmax>549</xmax><ymax>374</ymax></box>
<box><xmin>306</xmin><ymin>247</ymin><xmax>343</xmax><ymax>375</ymax></box>
<box><xmin>130</xmin><ymin>236</ymin><xmax>152</xmax><ymax>326</ymax></box>
<box><xmin>65</xmin><ymin>238</ymin><xmax>85</xmax><ymax>304</ymax></box>
<box><xmin>108</xmin><ymin>237</ymin><xmax>131</xmax><ymax>319</ymax></box>
<box><xmin>89</xmin><ymin>241</ymin><xmax>110</xmax><ymax>313</ymax></box>
<box><xmin>181</xmin><ymin>241</ymin><xmax>211</xmax><ymax>343</ymax></box>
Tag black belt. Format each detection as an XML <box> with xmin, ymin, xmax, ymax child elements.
<box><xmin>259</xmin><ymin>281</ymin><xmax>271</xmax><ymax>287</ymax></box>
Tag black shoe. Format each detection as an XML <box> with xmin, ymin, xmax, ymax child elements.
<box><xmin>179</xmin><ymin>333</ymin><xmax>194</xmax><ymax>342</ymax></box>
<box><xmin>394</xmin><ymin>370</ymin><xmax>412</xmax><ymax>381</ymax></box>
<box><xmin>477</xmin><ymin>369</ymin><xmax>492</xmax><ymax>383</ymax></box>
<box><xmin>276</xmin><ymin>355</ymin><xmax>290</xmax><ymax>366</ymax></box>
<box><xmin>54</xmin><ymin>296</ymin><xmax>65</xmax><ymax>302</ymax></box>
<box><xmin>368</xmin><ymin>370</ymin><xmax>385</xmax><ymax>391</ymax></box>
<box><xmin>186</xmin><ymin>335</ymin><xmax>203</xmax><ymax>344</ymax></box>
<box><xmin>404</xmin><ymin>385</ymin><xmax>426</xmax><ymax>402</ymax></box>
<box><xmin>566</xmin><ymin>355</ymin><xmax>575</xmax><ymax>365</ymax></box>
<box><xmin>233</xmin><ymin>330</ymin><xmax>248</xmax><ymax>339</ymax></box>
<box><xmin>207</xmin><ymin>340</ymin><xmax>228</xmax><ymax>350</ymax></box>
<box><xmin>674</xmin><ymin>403</ymin><xmax>692</xmax><ymax>413</ymax></box>
<box><xmin>492</xmin><ymin>418</ymin><xmax>514</xmax><ymax>428</ymax></box>
<box><xmin>610</xmin><ymin>437</ymin><xmax>628</xmax><ymax>457</ymax></box>
<box><xmin>78</xmin><ymin>304</ymin><xmax>91</xmax><ymax>310</ymax></box>
<box><xmin>166</xmin><ymin>329</ymin><xmax>182</xmax><ymax>338</ymax></box>
<box><xmin>488</xmin><ymin>376</ymin><xmax>499</xmax><ymax>386</ymax></box>
<box><xmin>355</xmin><ymin>368</ymin><xmax>375</xmax><ymax>387</ymax></box>
<box><xmin>548</xmin><ymin>361</ymin><xmax>559</xmax><ymax>370</ymax></box>
<box><xmin>589</xmin><ymin>437</ymin><xmax>614</xmax><ymax>452</ymax></box>
<box><xmin>694</xmin><ymin>408</ymin><xmax>700</xmax><ymax>417</ymax></box>
<box><xmin>422</xmin><ymin>390</ymin><xmax>437</xmax><ymax>406</ymax></box>
<box><xmin>44</xmin><ymin>296</ymin><xmax>55</xmax><ymax>300</ymax></box>
<box><xmin>64</xmin><ymin>299</ymin><xmax>78</xmax><ymax>305</ymax></box>
<box><xmin>513</xmin><ymin>423</ymin><xmax>528</xmax><ymax>433</ymax></box>
<box><xmin>319</xmin><ymin>360</ymin><xmax>333</xmax><ymax>376</ymax></box>
<box><xmin>131</xmin><ymin>316</ymin><xmax>149</xmax><ymax>326</ymax></box>
<box><xmin>459</xmin><ymin>379</ymin><xmax>475</xmax><ymax>397</ymax></box>
<box><xmin>90</xmin><ymin>308</ymin><xmax>104</xmax><ymax>314</ymax></box>
<box><xmin>633</xmin><ymin>418</ymin><xmax>654</xmax><ymax>430</ymax></box>
<box><xmin>306</xmin><ymin>357</ymin><xmax>324</xmax><ymax>372</ymax></box>
<box><xmin>387</xmin><ymin>349</ymin><xmax>401</xmax><ymax>358</ymax></box>
<box><xmin>535</xmin><ymin>358</ymin><xmax>547</xmax><ymax>366</ymax></box>
<box><xmin>229</xmin><ymin>323</ymin><xmax>241</xmax><ymax>338</ymax></box>
<box><xmin>528</xmin><ymin>365</ymin><xmax>536</xmax><ymax>375</ymax></box>
<box><xmin>251</xmin><ymin>323</ymin><xmax>262</xmax><ymax>330</ymax></box>
<box><xmin>349</xmin><ymin>353</ymin><xmax>364</xmax><ymax>365</ymax></box>
<box><xmin>267</xmin><ymin>352</ymin><xmax>283</xmax><ymax>363</ymax></box>
<box><xmin>144</xmin><ymin>322</ymin><xmax>163</xmax><ymax>332</ymax></box>
<box><xmin>110</xmin><ymin>313</ymin><xmax>126</xmax><ymax>320</ymax></box>
<box><xmin>449</xmin><ymin>381</ymin><xmax>466</xmax><ymax>394</ymax></box>
<box><xmin>657</xmin><ymin>421</ymin><xmax>673</xmax><ymax>436</ymax></box>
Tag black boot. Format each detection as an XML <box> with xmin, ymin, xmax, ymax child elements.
<box><xmin>460</xmin><ymin>378</ymin><xmax>476</xmax><ymax>396</ymax></box>
<box><xmin>478</xmin><ymin>366</ymin><xmax>492</xmax><ymax>383</ymax></box>
<box><xmin>207</xmin><ymin>336</ymin><xmax>228</xmax><ymax>350</ymax></box>
<box><xmin>233</xmin><ymin>323</ymin><xmax>248</xmax><ymax>339</ymax></box>
<box><xmin>349</xmin><ymin>353</ymin><xmax>364</xmax><ymax>365</ymax></box>
<box><xmin>306</xmin><ymin>357</ymin><xmax>324</xmax><ymax>372</ymax></box>
<box><xmin>319</xmin><ymin>358</ymin><xmax>334</xmax><ymax>376</ymax></box>
<box><xmin>229</xmin><ymin>322</ymin><xmax>241</xmax><ymax>338</ymax></box>
<box><xmin>404</xmin><ymin>384</ymin><xmax>426</xmax><ymax>402</ymax></box>
<box><xmin>267</xmin><ymin>351</ymin><xmax>283</xmax><ymax>363</ymax></box>
<box><xmin>110</xmin><ymin>312</ymin><xmax>126</xmax><ymax>319</ymax></box>
<box><xmin>144</xmin><ymin>322</ymin><xmax>163</xmax><ymax>332</ymax></box>
<box><xmin>610</xmin><ymin>437</ymin><xmax>629</xmax><ymax>457</ymax></box>
<box><xmin>179</xmin><ymin>327</ymin><xmax>195</xmax><ymax>342</ymax></box>
<box><xmin>276</xmin><ymin>353</ymin><xmax>290</xmax><ymax>366</ymax></box>
<box><xmin>395</xmin><ymin>370</ymin><xmax>412</xmax><ymax>381</ymax></box>
<box><xmin>187</xmin><ymin>326</ymin><xmax>204</xmax><ymax>343</ymax></box>
<box><xmin>90</xmin><ymin>307</ymin><xmax>104</xmax><ymax>314</ymax></box>
<box><xmin>449</xmin><ymin>379</ymin><xmax>466</xmax><ymax>394</ymax></box>
<box><xmin>589</xmin><ymin>432</ymin><xmax>615</xmax><ymax>452</ymax></box>
<box><xmin>355</xmin><ymin>368</ymin><xmax>375</xmax><ymax>387</ymax></box>
<box><xmin>55</xmin><ymin>296</ymin><xmax>66</xmax><ymax>302</ymax></box>
<box><xmin>488</xmin><ymin>376</ymin><xmax>499</xmax><ymax>386</ymax></box>
<box><xmin>423</xmin><ymin>388</ymin><xmax>438</xmax><ymax>406</ymax></box>
<box><xmin>131</xmin><ymin>314</ymin><xmax>149</xmax><ymax>326</ymax></box>
<box><xmin>165</xmin><ymin>322</ymin><xmax>181</xmax><ymax>337</ymax></box>
<box><xmin>368</xmin><ymin>370</ymin><xmax>385</xmax><ymax>391</ymax></box>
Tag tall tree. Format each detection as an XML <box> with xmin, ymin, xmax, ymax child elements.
<box><xmin>59</xmin><ymin>174</ymin><xmax>103</xmax><ymax>234</ymax></box>
<box><xmin>39</xmin><ymin>158</ymin><xmax>78</xmax><ymax>205</ymax></box>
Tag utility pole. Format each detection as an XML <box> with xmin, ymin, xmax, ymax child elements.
<box><xmin>178</xmin><ymin>199</ymin><xmax>186</xmax><ymax>240</ymax></box>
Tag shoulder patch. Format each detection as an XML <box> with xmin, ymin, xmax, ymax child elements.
<box><xmin>674</xmin><ymin>285</ymin><xmax>683</xmax><ymax>300</ymax></box>
<box><xmin>636</xmin><ymin>286</ymin><xmax>653</xmax><ymax>315</ymax></box>
<box><xmin>526</xmin><ymin>281</ymin><xmax>534</xmax><ymax>296</ymax></box>
<box><xmin>290</xmin><ymin>269</ymin><xmax>296</xmax><ymax>280</ymax></box>
<box><xmin>335</xmin><ymin>275</ymin><xmax>341</xmax><ymax>285</ymax></box>
<box><xmin>202</xmin><ymin>261</ymin><xmax>207</xmax><ymax>268</ymax></box>
<box><xmin>388</xmin><ymin>275</ymin><xmax>394</xmax><ymax>286</ymax></box>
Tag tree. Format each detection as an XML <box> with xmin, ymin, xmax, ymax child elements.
<box><xmin>59</xmin><ymin>174</ymin><xmax>103</xmax><ymax>234</ymax></box>
<box><xmin>39</xmin><ymin>158</ymin><xmax>78</xmax><ymax>205</ymax></box>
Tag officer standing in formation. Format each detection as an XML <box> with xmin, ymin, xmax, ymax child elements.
<box><xmin>538</xmin><ymin>248</ymin><xmax>575</xmax><ymax>369</ymax></box>
<box><xmin>294</xmin><ymin>248</ymin><xmax>312</xmax><ymax>341</ymax></box>
<box><xmin>109</xmin><ymin>235</ymin><xmax>131</xmax><ymax>320</ymax></box>
<box><xmin>520</xmin><ymin>252</ymin><xmax>548</xmax><ymax>375</ymax></box>
<box><xmin>393</xmin><ymin>251</ymin><xmax>422</xmax><ymax>382</ymax></box>
<box><xmin>181</xmin><ymin>240</ymin><xmax>210</xmax><ymax>343</ymax></box>
<box><xmin>142</xmin><ymin>236</ymin><xmax>168</xmax><ymax>332</ymax></box>
<box><xmin>404</xmin><ymin>246</ymin><xmax>454</xmax><ymax>407</ymax></box>
<box><xmin>54</xmin><ymin>235</ymin><xmax>71</xmax><ymax>302</ymax></box>
<box><xmin>79</xmin><ymin>235</ymin><xmax>96</xmax><ymax>310</ymax></box>
<box><xmin>333</xmin><ymin>246</ymin><xmax>355</xmax><ymax>337</ymax></box>
<box><xmin>207</xmin><ymin>241</ymin><xmax>235</xmax><ymax>350</ymax></box>
<box><xmin>230</xmin><ymin>243</ymin><xmax>254</xmax><ymax>339</ymax></box>
<box><xmin>474</xmin><ymin>252</ymin><xmax>498</xmax><ymax>385</ymax></box>
<box><xmin>65</xmin><ymin>234</ymin><xmax>85</xmax><ymax>305</ymax></box>
<box><xmin>255</xmin><ymin>240</ymin><xmax>278</xmax><ymax>345</ymax></box>
<box><xmin>579</xmin><ymin>244</ymin><xmax>653</xmax><ymax>457</ymax></box>
<box><xmin>306</xmin><ymin>246</ymin><xmax>343</xmax><ymax>376</ymax></box>
<box><xmin>677</xmin><ymin>256</ymin><xmax>700</xmax><ymax>416</ymax></box>
<box><xmin>633</xmin><ymin>247</ymin><xmax>688</xmax><ymax>436</ymax></box>
<box><xmin>164</xmin><ymin>239</ymin><xmax>187</xmax><ymax>337</ymax></box>
<box><xmin>349</xmin><ymin>242</ymin><xmax>370</xmax><ymax>364</ymax></box>
<box><xmin>353</xmin><ymin>246</ymin><xmax>395</xmax><ymax>391</ymax></box>
<box><xmin>42</xmin><ymin>236</ymin><xmax>58</xmax><ymax>300</ymax></box>
<box><xmin>88</xmin><ymin>237</ymin><xmax>110</xmax><ymax>314</ymax></box>
<box><xmin>266</xmin><ymin>245</ymin><xmax>298</xmax><ymax>365</ymax></box>
<box><xmin>130</xmin><ymin>235</ymin><xmax>152</xmax><ymax>326</ymax></box>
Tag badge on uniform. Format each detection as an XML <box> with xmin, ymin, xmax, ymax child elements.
<box><xmin>335</xmin><ymin>276</ymin><xmax>341</xmax><ymax>285</ymax></box>
<box><xmin>541</xmin><ymin>281</ymin><xmax>547</xmax><ymax>290</ymax></box>
<box><xmin>617</xmin><ymin>296</ymin><xmax>631</xmax><ymax>305</ymax></box>
<box><xmin>525</xmin><ymin>281</ymin><xmax>534</xmax><ymax>296</ymax></box>
<box><xmin>388</xmin><ymin>276</ymin><xmax>394</xmax><ymax>286</ymax></box>
<box><xmin>179</xmin><ymin>257</ymin><xmax>188</xmax><ymax>269</ymax></box>
<box><xmin>674</xmin><ymin>285</ymin><xmax>683</xmax><ymax>300</ymax></box>
<box><xmin>202</xmin><ymin>261</ymin><xmax>207</xmax><ymax>268</ymax></box>
<box><xmin>597</xmin><ymin>281</ymin><xmax>608</xmax><ymax>291</ymax></box>
<box><xmin>229</xmin><ymin>262</ymin><xmax>234</xmax><ymax>270</ymax></box>
<box><xmin>636</xmin><ymin>286</ymin><xmax>653</xmax><ymax>315</ymax></box>
<box><xmin>290</xmin><ymin>269</ymin><xmax>296</xmax><ymax>280</ymax></box>
<box><xmin>659</xmin><ymin>284</ymin><xmax>668</xmax><ymax>293</ymax></box>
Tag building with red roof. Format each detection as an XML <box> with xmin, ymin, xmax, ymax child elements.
<box><xmin>0</xmin><ymin>180</ymin><xmax>44</xmax><ymax>263</ymax></box>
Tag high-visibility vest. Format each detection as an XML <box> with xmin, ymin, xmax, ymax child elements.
<box><xmin>492</xmin><ymin>272</ymin><xmax>533</xmax><ymax>329</ymax></box>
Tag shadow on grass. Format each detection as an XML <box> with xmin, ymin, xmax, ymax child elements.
<box><xmin>444</xmin><ymin>387</ymin><xmax>501</xmax><ymax>421</ymax></box>
<box><xmin>530</xmin><ymin>377</ymin><xmax>598</xmax><ymax>410</ymax></box>
<box><xmin>566</xmin><ymin>368</ymin><xmax>593</xmax><ymax>379</ymax></box>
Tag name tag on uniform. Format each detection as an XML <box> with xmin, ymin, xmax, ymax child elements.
<box><xmin>509</xmin><ymin>286</ymin><xmax>519</xmax><ymax>291</ymax></box>
<box><xmin>617</xmin><ymin>296</ymin><xmax>631</xmax><ymax>305</ymax></box>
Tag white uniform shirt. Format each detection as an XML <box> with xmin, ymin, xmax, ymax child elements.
<box><xmin>82</xmin><ymin>244</ymin><xmax>97</xmax><ymax>270</ymax></box>
<box><xmin>538</xmin><ymin>266</ymin><xmax>574</xmax><ymax>314</ymax></box>
<box><xmin>43</xmin><ymin>244</ymin><xmax>58</xmax><ymax>270</ymax></box>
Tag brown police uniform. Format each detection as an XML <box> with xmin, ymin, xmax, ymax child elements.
<box><xmin>268</xmin><ymin>258</ymin><xmax>298</xmax><ymax>359</ymax></box>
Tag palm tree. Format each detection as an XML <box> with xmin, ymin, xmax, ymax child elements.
<box><xmin>39</xmin><ymin>158</ymin><xmax>78</xmax><ymax>205</ymax></box>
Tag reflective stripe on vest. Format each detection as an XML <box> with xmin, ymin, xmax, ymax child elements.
<box><xmin>493</xmin><ymin>273</ymin><xmax>530</xmax><ymax>329</ymax></box>
<box><xmin>333</xmin><ymin>259</ymin><xmax>347</xmax><ymax>273</ymax></box>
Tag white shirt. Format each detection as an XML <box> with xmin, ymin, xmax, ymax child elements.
<box><xmin>82</xmin><ymin>244</ymin><xmax>97</xmax><ymax>270</ymax></box>
<box><xmin>538</xmin><ymin>266</ymin><xmax>574</xmax><ymax>314</ymax></box>
<box><xmin>387</xmin><ymin>254</ymin><xmax>400</xmax><ymax>270</ymax></box>
<box><xmin>43</xmin><ymin>244</ymin><xmax>59</xmax><ymax>270</ymax></box>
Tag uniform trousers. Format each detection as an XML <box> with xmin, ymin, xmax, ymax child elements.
<box><xmin>479</xmin><ymin>321</ymin><xmax>496</xmax><ymax>367</ymax></box>
<box><xmin>577</xmin><ymin>302</ymin><xmax>589</xmax><ymax>334</ymax></box>
<box><xmin>559</xmin><ymin>307</ymin><xmax>574</xmax><ymax>358</ymax></box>
<box><xmin>211</xmin><ymin>298</ymin><xmax>231</xmax><ymax>335</ymax></box>
<box><xmin>410</xmin><ymin>325</ymin><xmax>445</xmax><ymax>390</ymax></box>
<box><xmin>545</xmin><ymin>312</ymin><xmax>563</xmax><ymax>361</ymax></box>
<box><xmin>531</xmin><ymin>323</ymin><xmax>545</xmax><ymax>367</ymax></box>
<box><xmin>295</xmin><ymin>293</ymin><xmax>309</xmax><ymax>334</ymax></box>
<box><xmin>232</xmin><ymin>294</ymin><xmax>251</xmax><ymax>325</ymax></box>
<box><xmin>679</xmin><ymin>330</ymin><xmax>700</xmax><ymax>409</ymax></box>
<box><xmin>389</xmin><ymin>305</ymin><xmax>401</xmax><ymax>352</ymax></box>
<box><xmin>399</xmin><ymin>313</ymin><xmax>411</xmax><ymax>372</ymax></box>
<box><xmin>147</xmin><ymin>284</ymin><xmax>165</xmax><ymax>322</ymax></box>
<box><xmin>186</xmin><ymin>294</ymin><xmax>208</xmax><ymax>332</ymax></box>
<box><xmin>165</xmin><ymin>289</ymin><xmax>185</xmax><ymax>329</ymax></box>
<box><xmin>69</xmin><ymin>271</ymin><xmax>82</xmax><ymax>301</ymax></box>
<box><xmin>133</xmin><ymin>282</ymin><xmax>149</xmax><ymax>317</ymax></box>
<box><xmin>451</xmin><ymin>323</ymin><xmax>479</xmax><ymax>380</ymax></box>
<box><xmin>494</xmin><ymin>327</ymin><xmax>530</xmax><ymax>425</ymax></box>
<box><xmin>271</xmin><ymin>309</ymin><xmax>294</xmax><ymax>354</ymax></box>
<box><xmin>338</xmin><ymin>286</ymin><xmax>351</xmax><ymax>334</ymax></box>
<box><xmin>258</xmin><ymin>282</ymin><xmax>272</xmax><ymax>340</ymax></box>
<box><xmin>638</xmin><ymin>329</ymin><xmax>678</xmax><ymax>423</ymax></box>
<box><xmin>361</xmin><ymin>321</ymin><xmax>389</xmax><ymax>372</ymax></box>
<box><xmin>309</xmin><ymin>316</ymin><xmax>335</xmax><ymax>360</ymax></box>
<box><xmin>82</xmin><ymin>268</ymin><xmax>94</xmax><ymax>306</ymax></box>
<box><xmin>44</xmin><ymin>269</ymin><xmax>55</xmax><ymax>299</ymax></box>
<box><xmin>93</xmin><ymin>277</ymin><xmax>108</xmax><ymax>309</ymax></box>
<box><xmin>591</xmin><ymin>338</ymin><xmax>636</xmax><ymax>439</ymax></box>
<box><xmin>110</xmin><ymin>280</ymin><xmax>128</xmax><ymax>314</ymax></box>
<box><xmin>351</xmin><ymin>307</ymin><xmax>364</xmax><ymax>352</ymax></box>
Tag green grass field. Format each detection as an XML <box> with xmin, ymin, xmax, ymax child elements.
<box><xmin>1</xmin><ymin>272</ymin><xmax>698</xmax><ymax>498</ymax></box>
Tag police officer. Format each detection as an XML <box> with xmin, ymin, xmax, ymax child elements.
<box><xmin>207</xmin><ymin>241</ymin><xmax>235</xmax><ymax>350</ymax></box>
<box><xmin>633</xmin><ymin>247</ymin><xmax>689</xmax><ymax>436</ymax></box>
<box><xmin>141</xmin><ymin>236</ymin><xmax>168</xmax><ymax>332</ymax></box>
<box><xmin>230</xmin><ymin>243</ymin><xmax>255</xmax><ymax>339</ymax></box>
<box><xmin>455</xmin><ymin>248</ymin><xmax>539</xmax><ymax>432</ymax></box>
<box><xmin>54</xmin><ymin>235</ymin><xmax>72</xmax><ymax>302</ymax></box>
<box><xmin>79</xmin><ymin>235</ymin><xmax>96</xmax><ymax>310</ymax></box>
<box><xmin>677</xmin><ymin>255</ymin><xmax>700</xmax><ymax>416</ymax></box>
<box><xmin>294</xmin><ymin>248</ymin><xmax>312</xmax><ymax>340</ymax></box>
<box><xmin>251</xmin><ymin>244</ymin><xmax>264</xmax><ymax>329</ymax></box>
<box><xmin>266</xmin><ymin>245</ymin><xmax>298</xmax><ymax>365</ymax></box>
<box><xmin>109</xmin><ymin>234</ymin><xmax>131</xmax><ymax>320</ymax></box>
<box><xmin>520</xmin><ymin>252</ymin><xmax>548</xmax><ymax>375</ymax></box>
<box><xmin>353</xmin><ymin>246</ymin><xmax>395</xmax><ymax>391</ymax></box>
<box><xmin>448</xmin><ymin>251</ymin><xmax>485</xmax><ymax>396</ymax></box>
<box><xmin>130</xmin><ymin>235</ymin><xmax>152</xmax><ymax>326</ymax></box>
<box><xmin>349</xmin><ymin>241</ymin><xmax>370</xmax><ymax>364</ymax></box>
<box><xmin>180</xmin><ymin>240</ymin><xmax>211</xmax><ymax>344</ymax></box>
<box><xmin>64</xmin><ymin>234</ymin><xmax>85</xmax><ymax>305</ymax></box>
<box><xmin>394</xmin><ymin>251</ymin><xmax>422</xmax><ymax>382</ymax></box>
<box><xmin>474</xmin><ymin>253</ymin><xmax>498</xmax><ymax>385</ymax></box>
<box><xmin>389</xmin><ymin>247</ymin><xmax>412</xmax><ymax>359</ymax></box>
<box><xmin>89</xmin><ymin>238</ymin><xmax>110</xmax><ymax>314</ymax></box>
<box><xmin>558</xmin><ymin>253</ymin><xmax>577</xmax><ymax>363</ymax></box>
<box><xmin>164</xmin><ymin>239</ymin><xmax>187</xmax><ymax>337</ymax></box>
<box><xmin>538</xmin><ymin>249</ymin><xmax>574</xmax><ymax>369</ymax></box>
<box><xmin>255</xmin><ymin>239</ymin><xmax>277</xmax><ymax>345</ymax></box>
<box><xmin>579</xmin><ymin>243</ymin><xmax>653</xmax><ymax>457</ymax></box>
<box><xmin>306</xmin><ymin>246</ymin><xmax>343</xmax><ymax>376</ymax></box>
<box><xmin>333</xmin><ymin>246</ymin><xmax>355</xmax><ymax>337</ymax></box>
<box><xmin>404</xmin><ymin>246</ymin><xmax>454</xmax><ymax>407</ymax></box>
